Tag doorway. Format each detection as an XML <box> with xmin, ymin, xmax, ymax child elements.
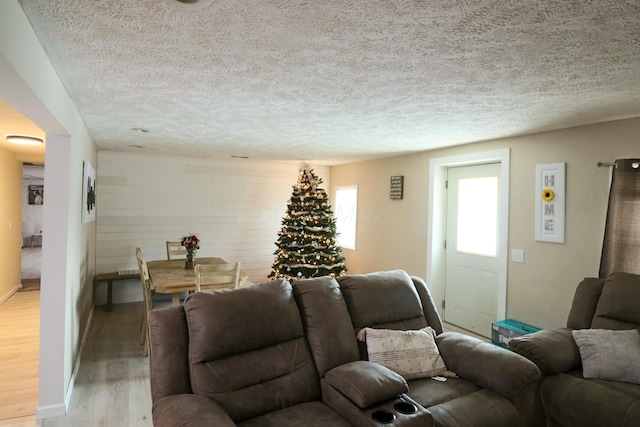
<box><xmin>444</xmin><ymin>163</ymin><xmax>500</xmax><ymax>337</ymax></box>
<box><xmin>427</xmin><ymin>149</ymin><xmax>510</xmax><ymax>338</ymax></box>
<box><xmin>22</xmin><ymin>163</ymin><xmax>44</xmax><ymax>290</ymax></box>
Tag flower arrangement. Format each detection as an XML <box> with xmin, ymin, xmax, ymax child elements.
<box><xmin>181</xmin><ymin>234</ymin><xmax>200</xmax><ymax>251</ymax></box>
<box><xmin>181</xmin><ymin>234</ymin><xmax>200</xmax><ymax>269</ymax></box>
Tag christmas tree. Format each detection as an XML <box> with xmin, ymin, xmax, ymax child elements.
<box><xmin>270</xmin><ymin>164</ymin><xmax>347</xmax><ymax>281</ymax></box>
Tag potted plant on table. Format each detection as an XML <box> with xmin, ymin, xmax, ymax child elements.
<box><xmin>181</xmin><ymin>234</ymin><xmax>200</xmax><ymax>269</ymax></box>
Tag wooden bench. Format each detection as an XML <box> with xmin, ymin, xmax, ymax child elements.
<box><xmin>94</xmin><ymin>271</ymin><xmax>139</xmax><ymax>311</ymax></box>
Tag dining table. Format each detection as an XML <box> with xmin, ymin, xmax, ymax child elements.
<box><xmin>147</xmin><ymin>257</ymin><xmax>248</xmax><ymax>305</ymax></box>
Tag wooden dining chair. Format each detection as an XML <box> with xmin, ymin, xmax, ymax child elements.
<box><xmin>195</xmin><ymin>262</ymin><xmax>242</xmax><ymax>293</ymax></box>
<box><xmin>136</xmin><ymin>247</ymin><xmax>173</xmax><ymax>356</ymax></box>
<box><xmin>166</xmin><ymin>241</ymin><xmax>188</xmax><ymax>260</ymax></box>
<box><xmin>135</xmin><ymin>247</ymin><xmax>154</xmax><ymax>356</ymax></box>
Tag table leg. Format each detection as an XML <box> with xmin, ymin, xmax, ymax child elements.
<box><xmin>172</xmin><ymin>293</ymin><xmax>180</xmax><ymax>306</ymax></box>
<box><xmin>107</xmin><ymin>280</ymin><xmax>113</xmax><ymax>312</ymax></box>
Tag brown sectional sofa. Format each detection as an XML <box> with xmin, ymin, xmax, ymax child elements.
<box><xmin>148</xmin><ymin>270</ymin><xmax>541</xmax><ymax>426</ymax></box>
<box><xmin>509</xmin><ymin>272</ymin><xmax>640</xmax><ymax>427</ymax></box>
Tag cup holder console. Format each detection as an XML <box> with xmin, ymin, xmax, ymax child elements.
<box><xmin>393</xmin><ymin>401</ymin><xmax>418</xmax><ymax>414</ymax></box>
<box><xmin>370</xmin><ymin>397</ymin><xmax>425</xmax><ymax>424</ymax></box>
<box><xmin>371</xmin><ymin>410</ymin><xmax>396</xmax><ymax>424</ymax></box>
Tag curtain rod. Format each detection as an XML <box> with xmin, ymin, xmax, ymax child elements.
<box><xmin>597</xmin><ymin>161</ymin><xmax>617</xmax><ymax>167</ymax></box>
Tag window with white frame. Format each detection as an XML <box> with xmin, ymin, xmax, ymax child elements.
<box><xmin>335</xmin><ymin>185</ymin><xmax>358</xmax><ymax>249</ymax></box>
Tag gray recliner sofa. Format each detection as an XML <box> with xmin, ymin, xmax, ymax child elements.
<box><xmin>335</xmin><ymin>270</ymin><xmax>541</xmax><ymax>427</ymax></box>
<box><xmin>149</xmin><ymin>278</ymin><xmax>431</xmax><ymax>426</ymax></box>
<box><xmin>148</xmin><ymin>270</ymin><xmax>541</xmax><ymax>426</ymax></box>
<box><xmin>509</xmin><ymin>272</ymin><xmax>640</xmax><ymax>427</ymax></box>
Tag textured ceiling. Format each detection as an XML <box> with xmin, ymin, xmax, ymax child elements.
<box><xmin>17</xmin><ymin>0</ymin><xmax>640</xmax><ymax>165</ymax></box>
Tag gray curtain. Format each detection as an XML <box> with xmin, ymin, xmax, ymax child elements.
<box><xmin>599</xmin><ymin>159</ymin><xmax>640</xmax><ymax>278</ymax></box>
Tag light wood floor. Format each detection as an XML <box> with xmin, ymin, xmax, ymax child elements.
<box><xmin>0</xmin><ymin>291</ymin><xmax>40</xmax><ymax>421</ymax></box>
<box><xmin>0</xmin><ymin>295</ymin><xmax>153</xmax><ymax>427</ymax></box>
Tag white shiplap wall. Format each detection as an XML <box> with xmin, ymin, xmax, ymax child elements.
<box><xmin>95</xmin><ymin>151</ymin><xmax>330</xmax><ymax>304</ymax></box>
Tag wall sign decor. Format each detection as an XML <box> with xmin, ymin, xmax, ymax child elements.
<box><xmin>82</xmin><ymin>160</ymin><xmax>96</xmax><ymax>224</ymax></box>
<box><xmin>390</xmin><ymin>175</ymin><xmax>404</xmax><ymax>200</ymax></box>
<box><xmin>535</xmin><ymin>162</ymin><xmax>565</xmax><ymax>243</ymax></box>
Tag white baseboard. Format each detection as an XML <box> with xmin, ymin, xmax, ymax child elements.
<box><xmin>36</xmin><ymin>305</ymin><xmax>95</xmax><ymax>420</ymax></box>
<box><xmin>65</xmin><ymin>305</ymin><xmax>95</xmax><ymax>409</ymax></box>
<box><xmin>0</xmin><ymin>284</ymin><xmax>20</xmax><ymax>305</ymax></box>
<box><xmin>36</xmin><ymin>403</ymin><xmax>67</xmax><ymax>420</ymax></box>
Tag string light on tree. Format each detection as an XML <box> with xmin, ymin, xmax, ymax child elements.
<box><xmin>269</xmin><ymin>163</ymin><xmax>347</xmax><ymax>280</ymax></box>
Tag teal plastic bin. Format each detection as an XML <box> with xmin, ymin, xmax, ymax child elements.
<box><xmin>491</xmin><ymin>319</ymin><xmax>541</xmax><ymax>349</ymax></box>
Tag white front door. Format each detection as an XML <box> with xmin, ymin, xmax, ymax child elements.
<box><xmin>444</xmin><ymin>163</ymin><xmax>501</xmax><ymax>337</ymax></box>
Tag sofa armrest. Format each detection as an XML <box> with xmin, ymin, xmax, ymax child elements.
<box><xmin>509</xmin><ymin>328</ymin><xmax>581</xmax><ymax>374</ymax></box>
<box><xmin>325</xmin><ymin>361</ymin><xmax>408</xmax><ymax>408</ymax></box>
<box><xmin>152</xmin><ymin>394</ymin><xmax>236</xmax><ymax>427</ymax></box>
<box><xmin>436</xmin><ymin>332</ymin><xmax>540</xmax><ymax>399</ymax></box>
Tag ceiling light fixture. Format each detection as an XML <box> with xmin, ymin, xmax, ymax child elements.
<box><xmin>6</xmin><ymin>134</ymin><xmax>44</xmax><ymax>146</ymax></box>
<box><xmin>172</xmin><ymin>0</ymin><xmax>215</xmax><ymax>8</ymax></box>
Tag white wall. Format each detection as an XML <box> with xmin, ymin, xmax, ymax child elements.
<box><xmin>1</xmin><ymin>1</ymin><xmax>97</xmax><ymax>418</ymax></box>
<box><xmin>95</xmin><ymin>151</ymin><xmax>329</xmax><ymax>303</ymax></box>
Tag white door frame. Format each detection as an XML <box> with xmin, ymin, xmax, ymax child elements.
<box><xmin>427</xmin><ymin>149</ymin><xmax>510</xmax><ymax>323</ymax></box>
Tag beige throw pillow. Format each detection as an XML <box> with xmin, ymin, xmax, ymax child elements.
<box><xmin>359</xmin><ymin>327</ymin><xmax>447</xmax><ymax>380</ymax></box>
<box><xmin>572</xmin><ymin>328</ymin><xmax>640</xmax><ymax>385</ymax></box>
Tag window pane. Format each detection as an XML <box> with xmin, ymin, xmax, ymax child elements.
<box><xmin>335</xmin><ymin>186</ymin><xmax>357</xmax><ymax>249</ymax></box>
<box><xmin>457</xmin><ymin>177</ymin><xmax>497</xmax><ymax>256</ymax></box>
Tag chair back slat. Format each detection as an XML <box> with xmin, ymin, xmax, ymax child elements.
<box><xmin>166</xmin><ymin>241</ymin><xmax>188</xmax><ymax>260</ymax></box>
<box><xmin>195</xmin><ymin>262</ymin><xmax>241</xmax><ymax>292</ymax></box>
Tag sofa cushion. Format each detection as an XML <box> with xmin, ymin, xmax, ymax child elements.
<box><xmin>427</xmin><ymin>389</ymin><xmax>518</xmax><ymax>427</ymax></box>
<box><xmin>184</xmin><ymin>280</ymin><xmax>321</xmax><ymax>422</ymax></box>
<box><xmin>542</xmin><ymin>373</ymin><xmax>640</xmax><ymax>427</ymax></box>
<box><xmin>292</xmin><ymin>276</ymin><xmax>360</xmax><ymax>377</ymax></box>
<box><xmin>567</xmin><ymin>370</ymin><xmax>640</xmax><ymax>400</ymax></box>
<box><xmin>238</xmin><ymin>401</ymin><xmax>353</xmax><ymax>427</ymax></box>
<box><xmin>338</xmin><ymin>270</ymin><xmax>431</xmax><ymax>360</ymax></box>
<box><xmin>408</xmin><ymin>376</ymin><xmax>482</xmax><ymax>408</ymax></box>
<box><xmin>572</xmin><ymin>328</ymin><xmax>640</xmax><ymax>384</ymax></box>
<box><xmin>338</xmin><ymin>270</ymin><xmax>427</xmax><ymax>330</ymax></box>
<box><xmin>566</xmin><ymin>277</ymin><xmax>605</xmax><ymax>329</ymax></box>
<box><xmin>152</xmin><ymin>394</ymin><xmax>236</xmax><ymax>427</ymax></box>
<box><xmin>185</xmin><ymin>279</ymin><xmax>303</xmax><ymax>362</ymax></box>
<box><xmin>359</xmin><ymin>326</ymin><xmax>447</xmax><ymax>380</ymax></box>
<box><xmin>591</xmin><ymin>272</ymin><xmax>640</xmax><ymax>329</ymax></box>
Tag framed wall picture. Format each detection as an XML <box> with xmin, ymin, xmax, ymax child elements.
<box><xmin>82</xmin><ymin>160</ymin><xmax>96</xmax><ymax>224</ymax></box>
<box><xmin>28</xmin><ymin>184</ymin><xmax>44</xmax><ymax>205</ymax></box>
<box><xmin>535</xmin><ymin>162</ymin><xmax>565</xmax><ymax>243</ymax></box>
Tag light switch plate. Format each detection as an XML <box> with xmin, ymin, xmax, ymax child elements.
<box><xmin>511</xmin><ymin>249</ymin><xmax>525</xmax><ymax>263</ymax></box>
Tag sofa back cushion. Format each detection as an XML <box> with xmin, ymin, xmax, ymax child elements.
<box><xmin>410</xmin><ymin>275</ymin><xmax>444</xmax><ymax>334</ymax></box>
<box><xmin>184</xmin><ymin>279</ymin><xmax>320</xmax><ymax>422</ymax></box>
<box><xmin>566</xmin><ymin>278</ymin><xmax>605</xmax><ymax>329</ymax></box>
<box><xmin>338</xmin><ymin>270</ymin><xmax>429</xmax><ymax>359</ymax></box>
<box><xmin>293</xmin><ymin>276</ymin><xmax>360</xmax><ymax>377</ymax></box>
<box><xmin>591</xmin><ymin>272</ymin><xmax>640</xmax><ymax>330</ymax></box>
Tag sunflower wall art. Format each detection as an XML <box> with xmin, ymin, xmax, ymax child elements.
<box><xmin>535</xmin><ymin>162</ymin><xmax>565</xmax><ymax>243</ymax></box>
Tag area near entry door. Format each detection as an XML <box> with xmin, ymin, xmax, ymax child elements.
<box><xmin>444</xmin><ymin>162</ymin><xmax>500</xmax><ymax>337</ymax></box>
